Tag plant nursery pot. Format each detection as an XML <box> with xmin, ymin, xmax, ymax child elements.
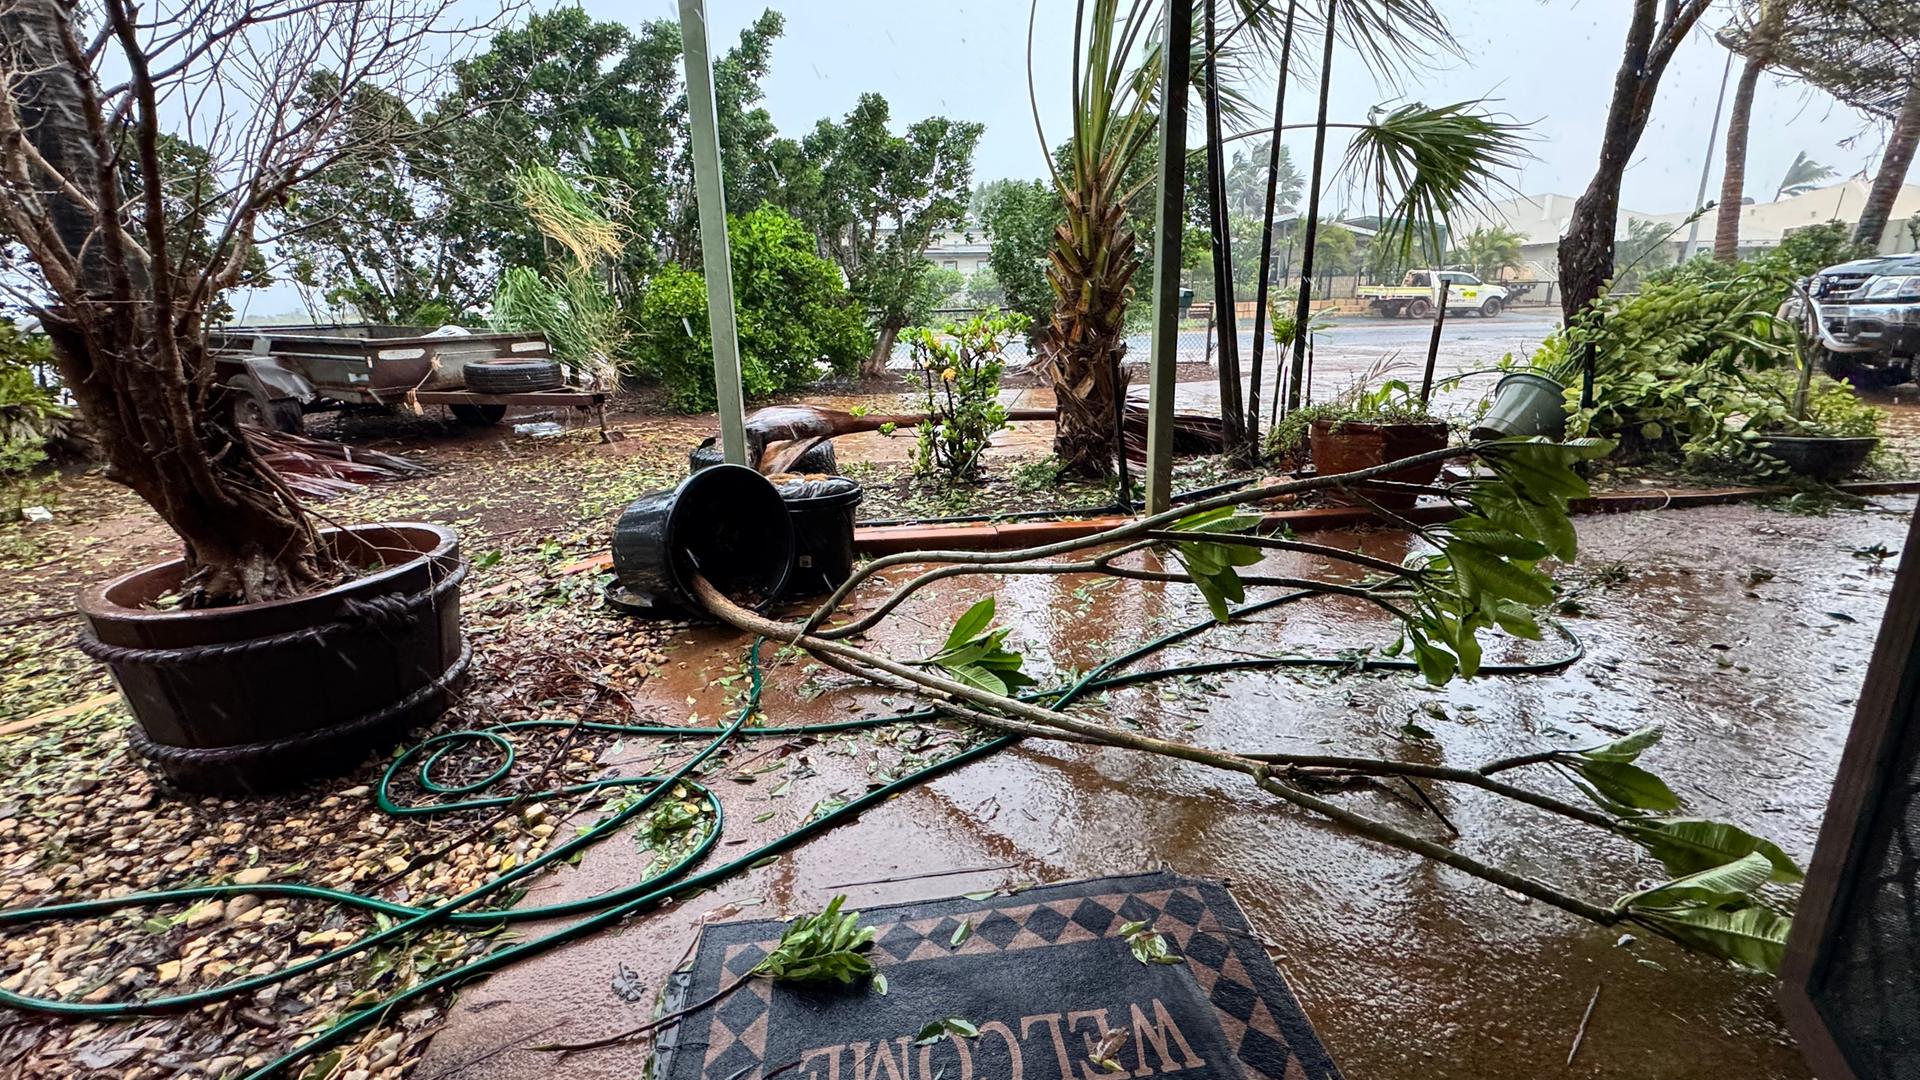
<box><xmin>610</xmin><ymin>463</ymin><xmax>795</xmax><ymax>618</ymax></box>
<box><xmin>1470</xmin><ymin>372</ymin><xmax>1567</xmax><ymax>441</ymax></box>
<box><xmin>76</xmin><ymin>523</ymin><xmax>467</xmax><ymax>795</ymax></box>
<box><xmin>1753</xmin><ymin>435</ymin><xmax>1878</xmax><ymax>482</ymax></box>
<box><xmin>1308</xmin><ymin>419</ymin><xmax>1451</xmax><ymax>510</ymax></box>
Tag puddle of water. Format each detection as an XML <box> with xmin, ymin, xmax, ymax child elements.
<box><xmin>421</xmin><ymin>498</ymin><xmax>1913</xmax><ymax>1080</ymax></box>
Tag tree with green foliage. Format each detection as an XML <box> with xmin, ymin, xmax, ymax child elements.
<box><xmin>276</xmin><ymin>82</ymin><xmax>483</xmax><ymax>322</ymax></box>
<box><xmin>976</xmin><ymin>179</ymin><xmax>1062</xmax><ymax>341</ymax></box>
<box><xmin>1613</xmin><ymin>217</ymin><xmax>1675</xmax><ymax>289</ymax></box>
<box><xmin>1225</xmin><ymin>140</ymin><xmax>1302</xmax><ymax>217</ymax></box>
<box><xmin>1450</xmin><ymin>225</ymin><xmax>1525</xmax><ymax>282</ymax></box>
<box><xmin>285</xmin><ymin>7</ymin><xmax>790</xmax><ymax>318</ymax></box>
<box><xmin>633</xmin><ymin>207</ymin><xmax>870</xmax><ymax>411</ymax></box>
<box><xmin>779</xmin><ymin>95</ymin><xmax>983</xmax><ymax>377</ymax></box>
<box><xmin>1311</xmin><ymin>222</ymin><xmax>1361</xmax><ymax>275</ymax></box>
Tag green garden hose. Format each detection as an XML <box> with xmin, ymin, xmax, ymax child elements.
<box><xmin>0</xmin><ymin>593</ymin><xmax>1582</xmax><ymax>1077</ymax></box>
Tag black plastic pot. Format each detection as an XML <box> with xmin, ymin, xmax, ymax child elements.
<box><xmin>610</xmin><ymin>464</ymin><xmax>794</xmax><ymax>617</ymax></box>
<box><xmin>1754</xmin><ymin>435</ymin><xmax>1878</xmax><ymax>482</ymax></box>
<box><xmin>777</xmin><ymin>476</ymin><xmax>864</xmax><ymax>596</ymax></box>
<box><xmin>689</xmin><ymin>436</ymin><xmax>838</xmax><ymax>477</ymax></box>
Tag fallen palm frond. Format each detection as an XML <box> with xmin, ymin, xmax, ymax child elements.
<box><xmin>244</xmin><ymin>426</ymin><xmax>433</xmax><ymax>500</ymax></box>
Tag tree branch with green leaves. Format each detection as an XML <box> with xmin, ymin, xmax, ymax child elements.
<box><xmin>698</xmin><ymin>438</ymin><xmax>1802</xmax><ymax>975</ymax></box>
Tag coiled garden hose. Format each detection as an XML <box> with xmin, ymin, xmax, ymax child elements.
<box><xmin>0</xmin><ymin>593</ymin><xmax>1582</xmax><ymax>1078</ymax></box>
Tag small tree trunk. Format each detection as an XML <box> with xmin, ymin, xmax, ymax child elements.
<box><xmin>1856</xmin><ymin>76</ymin><xmax>1920</xmax><ymax>250</ymax></box>
<box><xmin>863</xmin><ymin>323</ymin><xmax>900</xmax><ymax>380</ymax></box>
<box><xmin>1713</xmin><ymin>53</ymin><xmax>1766</xmax><ymax>262</ymax></box>
<box><xmin>2</xmin><ymin>0</ymin><xmax>323</xmax><ymax>607</ymax></box>
<box><xmin>1559</xmin><ymin>0</ymin><xmax>1708</xmax><ymax>321</ymax></box>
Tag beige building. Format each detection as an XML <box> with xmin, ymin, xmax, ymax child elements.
<box><xmin>1449</xmin><ymin>181</ymin><xmax>1920</xmax><ymax>280</ymax></box>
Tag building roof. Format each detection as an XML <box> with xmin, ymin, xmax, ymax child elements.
<box><xmin>1450</xmin><ymin>181</ymin><xmax>1920</xmax><ymax>250</ymax></box>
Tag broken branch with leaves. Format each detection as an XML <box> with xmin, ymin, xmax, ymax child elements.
<box><xmin>698</xmin><ymin>439</ymin><xmax>1799</xmax><ymax>973</ymax></box>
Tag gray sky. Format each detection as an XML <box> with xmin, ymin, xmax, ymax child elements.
<box><xmin>665</xmin><ymin>0</ymin><xmax>1886</xmax><ymax>212</ymax></box>
<box><xmin>246</xmin><ymin>1</ymin><xmax>1896</xmax><ymax>317</ymax></box>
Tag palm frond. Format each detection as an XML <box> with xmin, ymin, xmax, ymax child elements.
<box><xmin>1340</xmin><ymin>100</ymin><xmax>1530</xmax><ymax>264</ymax></box>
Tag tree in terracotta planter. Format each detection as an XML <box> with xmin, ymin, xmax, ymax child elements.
<box><xmin>0</xmin><ymin>0</ymin><xmax>492</xmax><ymax>791</ymax></box>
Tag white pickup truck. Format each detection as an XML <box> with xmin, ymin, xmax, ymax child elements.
<box><xmin>1357</xmin><ymin>270</ymin><xmax>1513</xmax><ymax>319</ymax></box>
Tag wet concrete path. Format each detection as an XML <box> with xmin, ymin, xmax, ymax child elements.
<box><xmin>418</xmin><ymin>497</ymin><xmax>1913</xmax><ymax>1080</ymax></box>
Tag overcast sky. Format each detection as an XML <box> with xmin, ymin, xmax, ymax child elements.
<box><xmin>244</xmin><ymin>1</ymin><xmax>1898</xmax><ymax>317</ymax></box>
<box><xmin>668</xmin><ymin>0</ymin><xmax>1888</xmax><ymax>212</ymax></box>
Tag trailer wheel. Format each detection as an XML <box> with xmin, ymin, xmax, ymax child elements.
<box><xmin>1406</xmin><ymin>298</ymin><xmax>1433</xmax><ymax>319</ymax></box>
<box><xmin>227</xmin><ymin>379</ymin><xmax>304</xmax><ymax>434</ymax></box>
<box><xmin>464</xmin><ymin>359</ymin><xmax>563</xmax><ymax>394</ymax></box>
<box><xmin>451</xmin><ymin>403</ymin><xmax>508</xmax><ymax>426</ymax></box>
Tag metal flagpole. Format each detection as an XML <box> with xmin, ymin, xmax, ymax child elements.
<box><xmin>678</xmin><ymin>0</ymin><xmax>748</xmax><ymax>464</ymax></box>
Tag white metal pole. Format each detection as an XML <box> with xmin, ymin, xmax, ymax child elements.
<box><xmin>1680</xmin><ymin>50</ymin><xmax>1735</xmax><ymax>265</ymax></box>
<box><xmin>679</xmin><ymin>0</ymin><xmax>748</xmax><ymax>464</ymax></box>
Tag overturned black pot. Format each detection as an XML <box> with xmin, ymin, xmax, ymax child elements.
<box><xmin>77</xmin><ymin>523</ymin><xmax>467</xmax><ymax>795</ymax></box>
<box><xmin>610</xmin><ymin>464</ymin><xmax>794</xmax><ymax>617</ymax></box>
<box><xmin>1754</xmin><ymin>435</ymin><xmax>1878</xmax><ymax>482</ymax></box>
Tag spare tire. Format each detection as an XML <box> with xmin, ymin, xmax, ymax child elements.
<box><xmin>464</xmin><ymin>359</ymin><xmax>564</xmax><ymax>394</ymax></box>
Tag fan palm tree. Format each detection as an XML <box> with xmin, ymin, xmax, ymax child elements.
<box><xmin>1034</xmin><ymin>0</ymin><xmax>1504</xmax><ymax>476</ymax></box>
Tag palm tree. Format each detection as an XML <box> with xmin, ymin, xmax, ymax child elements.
<box><xmin>1226</xmin><ymin>141</ymin><xmax>1303</xmax><ymax>216</ymax></box>
<box><xmin>1034</xmin><ymin>0</ymin><xmax>1507</xmax><ymax>475</ymax></box>
<box><xmin>1773</xmin><ymin>150</ymin><xmax>1837</xmax><ymax>199</ymax></box>
<box><xmin>1723</xmin><ymin>0</ymin><xmax>1920</xmax><ymax>249</ymax></box>
<box><xmin>1451</xmin><ymin>225</ymin><xmax>1525</xmax><ymax>281</ymax></box>
<box><xmin>1858</xmin><ymin>79</ymin><xmax>1920</xmax><ymax>249</ymax></box>
<box><xmin>1713</xmin><ymin>1</ymin><xmax>1790</xmax><ymax>262</ymax></box>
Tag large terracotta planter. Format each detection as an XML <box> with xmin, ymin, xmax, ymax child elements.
<box><xmin>1308</xmin><ymin>419</ymin><xmax>1451</xmax><ymax>510</ymax></box>
<box><xmin>76</xmin><ymin>522</ymin><xmax>467</xmax><ymax>795</ymax></box>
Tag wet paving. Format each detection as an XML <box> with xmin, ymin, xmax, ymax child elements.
<box><xmin>419</xmin><ymin>496</ymin><xmax>1915</xmax><ymax>1080</ymax></box>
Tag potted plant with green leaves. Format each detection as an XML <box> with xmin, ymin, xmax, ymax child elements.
<box><xmin>1269</xmin><ymin>363</ymin><xmax>1450</xmax><ymax>509</ymax></box>
<box><xmin>1747</xmin><ymin>344</ymin><xmax>1882</xmax><ymax>481</ymax></box>
<box><xmin>0</xmin><ymin>1</ymin><xmax>476</xmax><ymax>794</ymax></box>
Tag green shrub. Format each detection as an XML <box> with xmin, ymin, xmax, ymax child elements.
<box><xmin>904</xmin><ymin>309</ymin><xmax>1028</xmax><ymax>481</ymax></box>
<box><xmin>1551</xmin><ymin>252</ymin><xmax>1880</xmax><ymax>469</ymax></box>
<box><xmin>0</xmin><ymin>326</ymin><xmax>65</xmax><ymax>504</ymax></box>
<box><xmin>633</xmin><ymin>206</ymin><xmax>872</xmax><ymax>412</ymax></box>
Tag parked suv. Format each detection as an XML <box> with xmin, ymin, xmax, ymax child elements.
<box><xmin>1796</xmin><ymin>252</ymin><xmax>1920</xmax><ymax>386</ymax></box>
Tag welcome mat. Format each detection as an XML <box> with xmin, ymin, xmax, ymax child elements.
<box><xmin>656</xmin><ymin>870</ymin><xmax>1342</xmax><ymax>1080</ymax></box>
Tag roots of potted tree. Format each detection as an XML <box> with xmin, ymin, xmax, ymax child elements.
<box><xmin>76</xmin><ymin>523</ymin><xmax>468</xmax><ymax>795</ymax></box>
<box><xmin>1308</xmin><ymin>419</ymin><xmax>1451</xmax><ymax>509</ymax></box>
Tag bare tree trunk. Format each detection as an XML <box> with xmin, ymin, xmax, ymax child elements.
<box><xmin>1558</xmin><ymin>0</ymin><xmax>1711</xmax><ymax>321</ymax></box>
<box><xmin>1</xmin><ymin>0</ymin><xmax>322</xmax><ymax>607</ymax></box>
<box><xmin>1713</xmin><ymin>55</ymin><xmax>1765</xmax><ymax>262</ymax></box>
<box><xmin>1856</xmin><ymin>76</ymin><xmax>1920</xmax><ymax>250</ymax></box>
<box><xmin>863</xmin><ymin>323</ymin><xmax>900</xmax><ymax>380</ymax></box>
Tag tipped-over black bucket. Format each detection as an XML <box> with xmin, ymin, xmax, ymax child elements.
<box><xmin>610</xmin><ymin>464</ymin><xmax>794</xmax><ymax>617</ymax></box>
<box><xmin>776</xmin><ymin>476</ymin><xmax>863</xmax><ymax>597</ymax></box>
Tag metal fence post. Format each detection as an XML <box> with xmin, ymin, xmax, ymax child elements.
<box><xmin>1143</xmin><ymin>0</ymin><xmax>1192</xmax><ymax>516</ymax></box>
<box><xmin>678</xmin><ymin>0</ymin><xmax>748</xmax><ymax>465</ymax></box>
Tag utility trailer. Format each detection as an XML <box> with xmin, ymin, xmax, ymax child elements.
<box><xmin>208</xmin><ymin>324</ymin><xmax>606</xmax><ymax>435</ymax></box>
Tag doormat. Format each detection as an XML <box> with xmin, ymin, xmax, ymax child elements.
<box><xmin>655</xmin><ymin>870</ymin><xmax>1341</xmax><ymax>1080</ymax></box>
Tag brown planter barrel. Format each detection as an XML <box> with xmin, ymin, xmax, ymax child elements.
<box><xmin>76</xmin><ymin>523</ymin><xmax>467</xmax><ymax>795</ymax></box>
<box><xmin>1308</xmin><ymin>419</ymin><xmax>1451</xmax><ymax>510</ymax></box>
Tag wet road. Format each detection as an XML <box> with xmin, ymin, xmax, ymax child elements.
<box><xmin>421</xmin><ymin>496</ymin><xmax>1912</xmax><ymax>1080</ymax></box>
